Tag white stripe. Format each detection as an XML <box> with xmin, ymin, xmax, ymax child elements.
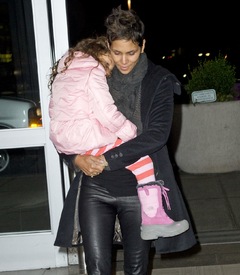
<box><xmin>137</xmin><ymin>175</ymin><xmax>155</xmax><ymax>184</ymax></box>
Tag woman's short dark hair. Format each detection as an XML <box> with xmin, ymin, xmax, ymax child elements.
<box><xmin>105</xmin><ymin>6</ymin><xmax>145</xmax><ymax>47</ymax></box>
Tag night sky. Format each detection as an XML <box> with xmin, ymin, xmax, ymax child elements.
<box><xmin>66</xmin><ymin>0</ymin><xmax>240</xmax><ymax>79</ymax></box>
<box><xmin>66</xmin><ymin>0</ymin><xmax>238</xmax><ymax>46</ymax></box>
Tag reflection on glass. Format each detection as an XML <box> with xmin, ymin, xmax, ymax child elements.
<box><xmin>0</xmin><ymin>0</ymin><xmax>41</xmax><ymax>129</ymax></box>
<box><xmin>0</xmin><ymin>97</ymin><xmax>42</xmax><ymax>129</ymax></box>
<box><xmin>0</xmin><ymin>147</ymin><xmax>50</xmax><ymax>233</ymax></box>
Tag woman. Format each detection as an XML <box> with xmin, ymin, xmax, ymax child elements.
<box><xmin>49</xmin><ymin>35</ymin><xmax>189</xmax><ymax>242</ymax></box>
<box><xmin>54</xmin><ymin>6</ymin><xmax>197</xmax><ymax>275</ymax></box>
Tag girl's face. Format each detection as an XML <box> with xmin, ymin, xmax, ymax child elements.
<box><xmin>100</xmin><ymin>53</ymin><xmax>115</xmax><ymax>76</ymax></box>
<box><xmin>109</xmin><ymin>39</ymin><xmax>145</xmax><ymax>75</ymax></box>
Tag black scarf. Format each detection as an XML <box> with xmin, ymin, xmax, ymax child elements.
<box><xmin>107</xmin><ymin>53</ymin><xmax>148</xmax><ymax>135</ymax></box>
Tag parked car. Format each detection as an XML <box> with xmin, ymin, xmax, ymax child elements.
<box><xmin>0</xmin><ymin>96</ymin><xmax>42</xmax><ymax>172</ymax></box>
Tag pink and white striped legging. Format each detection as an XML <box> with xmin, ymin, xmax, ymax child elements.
<box><xmin>86</xmin><ymin>138</ymin><xmax>156</xmax><ymax>185</ymax></box>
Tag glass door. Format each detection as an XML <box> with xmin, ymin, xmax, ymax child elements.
<box><xmin>0</xmin><ymin>0</ymin><xmax>70</xmax><ymax>271</ymax></box>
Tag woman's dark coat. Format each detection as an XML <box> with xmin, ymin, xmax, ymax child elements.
<box><xmin>55</xmin><ymin>60</ymin><xmax>197</xmax><ymax>254</ymax></box>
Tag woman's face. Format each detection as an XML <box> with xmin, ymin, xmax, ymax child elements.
<box><xmin>109</xmin><ymin>39</ymin><xmax>145</xmax><ymax>75</ymax></box>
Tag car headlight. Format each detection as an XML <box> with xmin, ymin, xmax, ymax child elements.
<box><xmin>28</xmin><ymin>107</ymin><xmax>42</xmax><ymax>128</ymax></box>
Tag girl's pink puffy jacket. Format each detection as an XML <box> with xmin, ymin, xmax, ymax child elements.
<box><xmin>49</xmin><ymin>52</ymin><xmax>137</xmax><ymax>155</ymax></box>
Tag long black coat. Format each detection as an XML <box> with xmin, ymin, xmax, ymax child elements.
<box><xmin>55</xmin><ymin>60</ymin><xmax>197</xmax><ymax>254</ymax></box>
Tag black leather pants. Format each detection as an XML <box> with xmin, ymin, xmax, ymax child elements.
<box><xmin>79</xmin><ymin>178</ymin><xmax>151</xmax><ymax>275</ymax></box>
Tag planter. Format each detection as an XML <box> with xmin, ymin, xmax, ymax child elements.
<box><xmin>169</xmin><ymin>101</ymin><xmax>240</xmax><ymax>173</ymax></box>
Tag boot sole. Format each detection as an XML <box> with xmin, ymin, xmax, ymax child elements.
<box><xmin>141</xmin><ymin>220</ymin><xmax>189</xmax><ymax>240</ymax></box>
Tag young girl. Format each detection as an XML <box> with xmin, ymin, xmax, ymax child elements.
<box><xmin>49</xmin><ymin>36</ymin><xmax>189</xmax><ymax>242</ymax></box>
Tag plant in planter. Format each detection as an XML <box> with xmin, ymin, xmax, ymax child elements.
<box><xmin>170</xmin><ymin>54</ymin><xmax>240</xmax><ymax>174</ymax></box>
<box><xmin>184</xmin><ymin>55</ymin><xmax>237</xmax><ymax>102</ymax></box>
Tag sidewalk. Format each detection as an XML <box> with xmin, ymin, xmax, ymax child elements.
<box><xmin>178</xmin><ymin>170</ymin><xmax>240</xmax><ymax>244</ymax></box>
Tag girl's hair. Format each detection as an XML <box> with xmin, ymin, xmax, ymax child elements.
<box><xmin>48</xmin><ymin>36</ymin><xmax>110</xmax><ymax>92</ymax></box>
<box><xmin>105</xmin><ymin>6</ymin><xmax>145</xmax><ymax>47</ymax></box>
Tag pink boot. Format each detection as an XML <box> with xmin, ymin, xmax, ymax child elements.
<box><xmin>137</xmin><ymin>181</ymin><xmax>189</xmax><ymax>240</ymax></box>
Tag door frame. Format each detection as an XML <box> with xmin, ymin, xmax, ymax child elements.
<box><xmin>0</xmin><ymin>0</ymin><xmax>71</xmax><ymax>271</ymax></box>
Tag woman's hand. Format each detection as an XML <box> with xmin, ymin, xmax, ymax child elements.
<box><xmin>74</xmin><ymin>154</ymin><xmax>107</xmax><ymax>177</ymax></box>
